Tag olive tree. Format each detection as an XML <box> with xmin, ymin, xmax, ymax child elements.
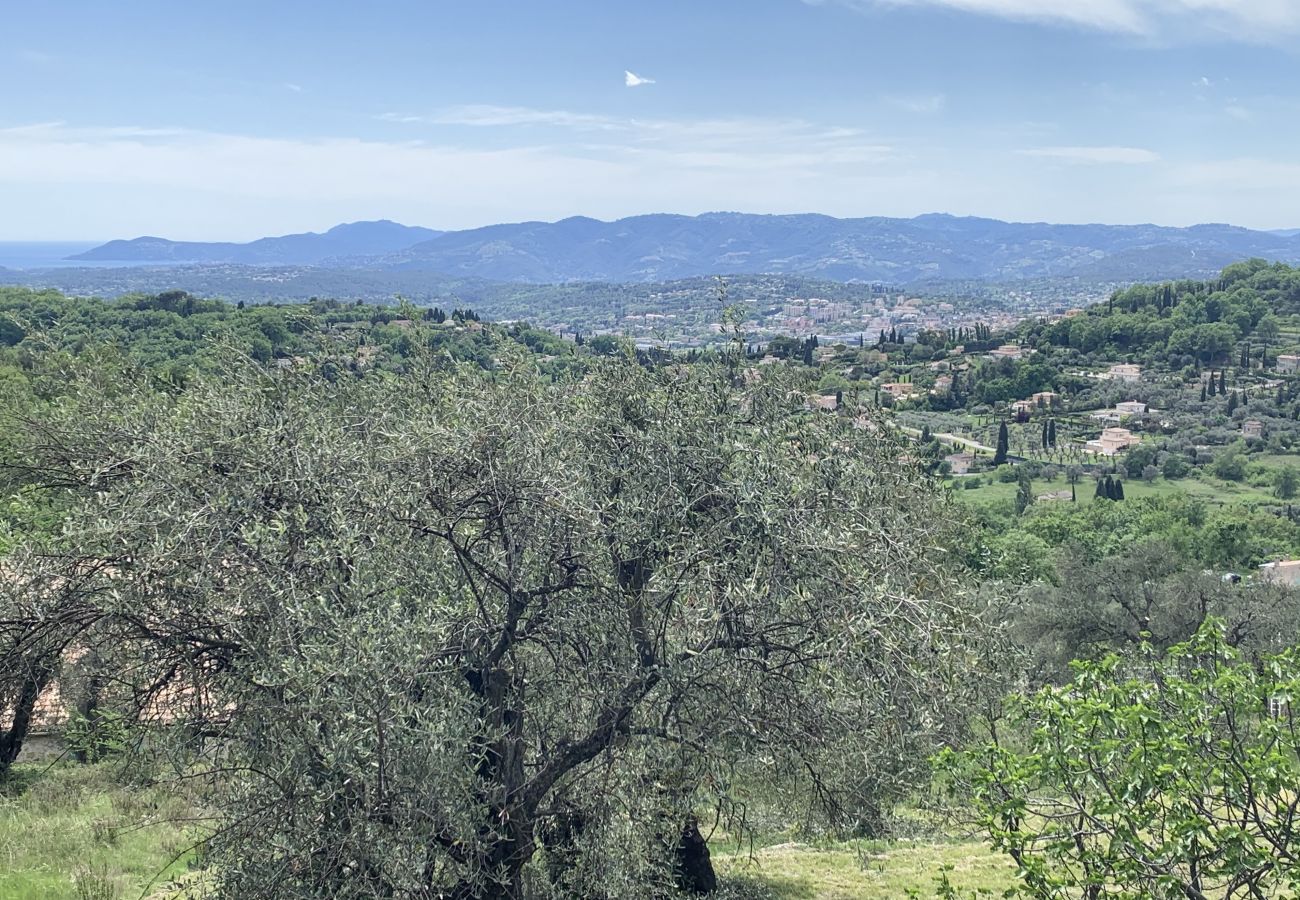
<box><xmin>4</xmin><ymin>354</ymin><xmax>981</xmax><ymax>898</ymax></box>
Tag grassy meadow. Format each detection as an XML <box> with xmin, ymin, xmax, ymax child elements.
<box><xmin>0</xmin><ymin>762</ymin><xmax>1015</xmax><ymax>900</ymax></box>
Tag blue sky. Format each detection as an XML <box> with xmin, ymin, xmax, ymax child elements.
<box><xmin>2</xmin><ymin>0</ymin><xmax>1299</xmax><ymax>240</ymax></box>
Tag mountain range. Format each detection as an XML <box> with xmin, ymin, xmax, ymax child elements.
<box><xmin>69</xmin><ymin>213</ymin><xmax>1300</xmax><ymax>284</ymax></box>
<box><xmin>71</xmin><ymin>220</ymin><xmax>442</xmax><ymax>266</ymax></box>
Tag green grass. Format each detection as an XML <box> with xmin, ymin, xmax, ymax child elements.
<box><xmin>951</xmin><ymin>472</ymin><xmax>1280</xmax><ymax>508</ymax></box>
<box><xmin>1</xmin><ymin>762</ymin><xmax>1016</xmax><ymax>900</ymax></box>
<box><xmin>714</xmin><ymin>839</ymin><xmax>1014</xmax><ymax>899</ymax></box>
<box><xmin>0</xmin><ymin>763</ymin><xmax>206</xmax><ymax>900</ymax></box>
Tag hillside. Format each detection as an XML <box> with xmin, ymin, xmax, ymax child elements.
<box><xmin>71</xmin><ymin>220</ymin><xmax>442</xmax><ymax>265</ymax></box>
<box><xmin>67</xmin><ymin>213</ymin><xmax>1300</xmax><ymax>285</ymax></box>
<box><xmin>386</xmin><ymin>212</ymin><xmax>1300</xmax><ymax>283</ymax></box>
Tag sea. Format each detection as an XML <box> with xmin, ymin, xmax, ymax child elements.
<box><xmin>0</xmin><ymin>242</ymin><xmax>171</xmax><ymax>270</ymax></box>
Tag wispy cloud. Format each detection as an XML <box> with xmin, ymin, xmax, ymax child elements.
<box><xmin>283</xmin><ymin>83</ymin><xmax>304</xmax><ymax>93</ymax></box>
<box><xmin>625</xmin><ymin>70</ymin><xmax>656</xmax><ymax>87</ymax></box>
<box><xmin>805</xmin><ymin>0</ymin><xmax>1300</xmax><ymax>40</ymax></box>
<box><xmin>378</xmin><ymin>105</ymin><xmax>886</xmax><ymax>157</ymax></box>
<box><xmin>1018</xmin><ymin>145</ymin><xmax>1161</xmax><ymax>164</ymax></box>
<box><xmin>0</xmin><ymin>120</ymin><xmax>901</xmax><ymax>239</ymax></box>
<box><xmin>16</xmin><ymin>49</ymin><xmax>55</xmax><ymax>64</ymax></box>
<box><xmin>885</xmin><ymin>93</ymin><xmax>947</xmax><ymax>114</ymax></box>
<box><xmin>408</xmin><ymin>105</ymin><xmax>627</xmax><ymax>130</ymax></box>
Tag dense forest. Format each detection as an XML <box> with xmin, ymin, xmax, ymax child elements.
<box><xmin>1030</xmin><ymin>258</ymin><xmax>1299</xmax><ymax>366</ymax></box>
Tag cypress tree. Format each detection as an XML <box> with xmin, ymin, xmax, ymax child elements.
<box><xmin>1104</xmin><ymin>475</ymin><xmax>1116</xmax><ymax>500</ymax></box>
<box><xmin>1114</xmin><ymin>478</ymin><xmax>1125</xmax><ymax>501</ymax></box>
<box><xmin>1201</xmin><ymin>384</ymin><xmax>1208</xmax><ymax>402</ymax></box>
<box><xmin>1015</xmin><ymin>470</ymin><xmax>1034</xmax><ymax>516</ymax></box>
<box><xmin>993</xmin><ymin>422</ymin><xmax>1009</xmax><ymax>466</ymax></box>
<box><xmin>1095</xmin><ymin>477</ymin><xmax>1106</xmax><ymax>500</ymax></box>
<box><xmin>1041</xmin><ymin>420</ymin><xmax>1049</xmax><ymax>450</ymax></box>
<box><xmin>1048</xmin><ymin>419</ymin><xmax>1057</xmax><ymax>448</ymax></box>
<box><xmin>1219</xmin><ymin>370</ymin><xmax>1227</xmax><ymax>394</ymax></box>
<box><xmin>1071</xmin><ymin>481</ymin><xmax>1076</xmax><ymax>503</ymax></box>
<box><xmin>1227</xmin><ymin>392</ymin><xmax>1238</xmax><ymax>414</ymax></box>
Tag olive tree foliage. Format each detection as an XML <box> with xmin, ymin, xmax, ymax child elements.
<box><xmin>2</xmin><ymin>355</ymin><xmax>984</xmax><ymax>898</ymax></box>
<box><xmin>942</xmin><ymin>623</ymin><xmax>1300</xmax><ymax>899</ymax></box>
<box><xmin>1009</xmin><ymin>539</ymin><xmax>1300</xmax><ymax>684</ymax></box>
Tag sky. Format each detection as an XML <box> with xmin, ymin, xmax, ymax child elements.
<box><xmin>3</xmin><ymin>0</ymin><xmax>1300</xmax><ymax>240</ymax></box>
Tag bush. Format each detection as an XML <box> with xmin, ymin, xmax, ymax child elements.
<box><xmin>1161</xmin><ymin>453</ymin><xmax>1190</xmax><ymax>479</ymax></box>
<box><xmin>943</xmin><ymin>622</ymin><xmax>1300</xmax><ymax>898</ymax></box>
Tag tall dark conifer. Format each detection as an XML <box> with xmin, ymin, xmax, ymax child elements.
<box><xmin>993</xmin><ymin>422</ymin><xmax>1010</xmax><ymax>466</ymax></box>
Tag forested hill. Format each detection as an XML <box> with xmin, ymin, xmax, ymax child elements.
<box><xmin>1018</xmin><ymin>258</ymin><xmax>1300</xmax><ymax>367</ymax></box>
<box><xmin>70</xmin><ymin>212</ymin><xmax>1300</xmax><ymax>284</ymax></box>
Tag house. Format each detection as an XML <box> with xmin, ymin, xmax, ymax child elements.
<box><xmin>1278</xmin><ymin>354</ymin><xmax>1300</xmax><ymax>374</ymax></box>
<box><xmin>1106</xmin><ymin>364</ymin><xmax>1142</xmax><ymax>383</ymax></box>
<box><xmin>1011</xmin><ymin>400</ymin><xmax>1036</xmax><ymax>416</ymax></box>
<box><xmin>1259</xmin><ymin>560</ymin><xmax>1300</xmax><ymax>587</ymax></box>
<box><xmin>1115</xmin><ymin>401</ymin><xmax>1148</xmax><ymax>416</ymax></box>
<box><xmin>1031</xmin><ymin>391</ymin><xmax>1060</xmax><ymax>408</ymax></box>
<box><xmin>806</xmin><ymin>394</ymin><xmax>839</xmax><ymax>412</ymax></box>
<box><xmin>1089</xmin><ymin>410</ymin><xmax>1122</xmax><ymax>425</ymax></box>
<box><xmin>945</xmin><ymin>452</ymin><xmax>975</xmax><ymax>475</ymax></box>
<box><xmin>881</xmin><ymin>382</ymin><xmax>918</xmax><ymax>399</ymax></box>
<box><xmin>932</xmin><ymin>375</ymin><xmax>953</xmax><ymax>394</ymax></box>
<box><xmin>1085</xmin><ymin>427</ymin><xmax>1141</xmax><ymax>456</ymax></box>
<box><xmin>989</xmin><ymin>344</ymin><xmax>1026</xmax><ymax>361</ymax></box>
<box><xmin>1242</xmin><ymin>420</ymin><xmax>1265</xmax><ymax>439</ymax></box>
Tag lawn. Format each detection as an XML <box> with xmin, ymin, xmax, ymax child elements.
<box><xmin>714</xmin><ymin>839</ymin><xmax>1013</xmax><ymax>899</ymax></box>
<box><xmin>0</xmin><ymin>763</ymin><xmax>206</xmax><ymax>900</ymax></box>
<box><xmin>0</xmin><ymin>762</ymin><xmax>1016</xmax><ymax>900</ymax></box>
<box><xmin>951</xmin><ymin>471</ymin><xmax>1280</xmax><ymax>508</ymax></box>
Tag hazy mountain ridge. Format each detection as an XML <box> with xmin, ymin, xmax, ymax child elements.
<box><xmin>388</xmin><ymin>213</ymin><xmax>1300</xmax><ymax>283</ymax></box>
<box><xmin>70</xmin><ymin>212</ymin><xmax>1300</xmax><ymax>283</ymax></box>
<box><xmin>72</xmin><ymin>220</ymin><xmax>443</xmax><ymax>265</ymax></box>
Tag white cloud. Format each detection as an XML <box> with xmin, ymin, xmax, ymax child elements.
<box><xmin>7</xmin><ymin>118</ymin><xmax>1300</xmax><ymax>240</ymax></box>
<box><xmin>884</xmin><ymin>93</ymin><xmax>947</xmax><ymax>114</ymax></box>
<box><xmin>625</xmin><ymin>70</ymin><xmax>656</xmax><ymax>87</ymax></box>
<box><xmin>0</xmin><ymin>120</ymin><xmax>898</xmax><ymax>240</ymax></box>
<box><xmin>1018</xmin><ymin>145</ymin><xmax>1162</xmax><ymax>164</ymax></box>
<box><xmin>807</xmin><ymin>0</ymin><xmax>1300</xmax><ymax>39</ymax></box>
<box><xmin>379</xmin><ymin>105</ymin><xmax>886</xmax><ymax>155</ymax></box>
<box><xmin>284</xmin><ymin>83</ymin><xmax>304</xmax><ymax>93</ymax></box>
<box><xmin>415</xmin><ymin>105</ymin><xmax>627</xmax><ymax>130</ymax></box>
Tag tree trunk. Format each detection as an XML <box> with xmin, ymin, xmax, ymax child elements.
<box><xmin>0</xmin><ymin>665</ymin><xmax>53</xmax><ymax>780</ymax></box>
<box><xmin>674</xmin><ymin>816</ymin><xmax>717</xmax><ymax>895</ymax></box>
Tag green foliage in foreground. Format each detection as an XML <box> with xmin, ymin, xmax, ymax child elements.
<box><xmin>2</xmin><ymin>354</ymin><xmax>989</xmax><ymax>898</ymax></box>
<box><xmin>943</xmin><ymin>621</ymin><xmax>1300</xmax><ymax>899</ymax></box>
